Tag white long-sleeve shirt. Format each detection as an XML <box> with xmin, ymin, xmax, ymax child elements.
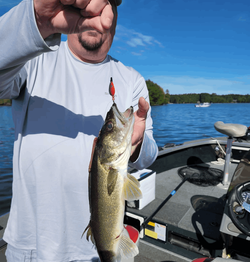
<box><xmin>0</xmin><ymin>0</ymin><xmax>158</xmax><ymax>261</ymax></box>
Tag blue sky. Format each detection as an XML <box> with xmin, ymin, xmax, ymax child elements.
<box><xmin>1</xmin><ymin>0</ymin><xmax>249</xmax><ymax>95</ymax></box>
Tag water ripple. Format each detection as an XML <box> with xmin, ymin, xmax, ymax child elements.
<box><xmin>152</xmin><ymin>103</ymin><xmax>250</xmax><ymax>147</ymax></box>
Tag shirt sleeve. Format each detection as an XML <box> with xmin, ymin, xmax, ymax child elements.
<box><xmin>129</xmin><ymin>132</ymin><xmax>158</xmax><ymax>170</ymax></box>
<box><xmin>129</xmin><ymin>72</ymin><xmax>158</xmax><ymax>170</ymax></box>
<box><xmin>0</xmin><ymin>0</ymin><xmax>61</xmax><ymax>99</ymax></box>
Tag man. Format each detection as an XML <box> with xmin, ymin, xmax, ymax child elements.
<box><xmin>0</xmin><ymin>0</ymin><xmax>158</xmax><ymax>261</ymax></box>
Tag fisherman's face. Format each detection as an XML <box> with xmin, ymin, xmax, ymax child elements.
<box><xmin>68</xmin><ymin>1</ymin><xmax>117</xmax><ymax>63</ymax></box>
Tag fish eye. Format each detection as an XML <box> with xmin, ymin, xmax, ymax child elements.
<box><xmin>106</xmin><ymin>122</ymin><xmax>113</xmax><ymax>131</ymax></box>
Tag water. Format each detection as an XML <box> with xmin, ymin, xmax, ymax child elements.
<box><xmin>0</xmin><ymin>106</ymin><xmax>14</xmax><ymax>216</ymax></box>
<box><xmin>1</xmin><ymin>103</ymin><xmax>250</xmax><ymax>215</ymax></box>
<box><xmin>152</xmin><ymin>103</ymin><xmax>250</xmax><ymax>147</ymax></box>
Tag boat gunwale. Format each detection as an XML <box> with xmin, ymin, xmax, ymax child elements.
<box><xmin>158</xmin><ymin>136</ymin><xmax>250</xmax><ymax>157</ymax></box>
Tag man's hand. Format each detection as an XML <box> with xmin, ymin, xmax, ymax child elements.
<box><xmin>130</xmin><ymin>97</ymin><xmax>149</xmax><ymax>162</ymax></box>
<box><xmin>34</xmin><ymin>0</ymin><xmax>114</xmax><ymax>39</ymax></box>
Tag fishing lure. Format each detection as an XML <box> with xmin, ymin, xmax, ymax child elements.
<box><xmin>109</xmin><ymin>77</ymin><xmax>115</xmax><ymax>102</ymax></box>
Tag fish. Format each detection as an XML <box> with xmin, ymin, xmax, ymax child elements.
<box><xmin>84</xmin><ymin>102</ymin><xmax>142</xmax><ymax>262</ymax></box>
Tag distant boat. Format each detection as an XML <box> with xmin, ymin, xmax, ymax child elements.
<box><xmin>195</xmin><ymin>102</ymin><xmax>211</xmax><ymax>107</ymax></box>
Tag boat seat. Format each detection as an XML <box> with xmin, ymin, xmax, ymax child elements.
<box><xmin>214</xmin><ymin>121</ymin><xmax>247</xmax><ymax>138</ymax></box>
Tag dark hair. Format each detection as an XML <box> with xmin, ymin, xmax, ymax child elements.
<box><xmin>109</xmin><ymin>0</ymin><xmax>118</xmax><ymax>14</ymax></box>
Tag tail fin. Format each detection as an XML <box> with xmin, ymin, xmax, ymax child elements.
<box><xmin>118</xmin><ymin>228</ymin><xmax>139</xmax><ymax>259</ymax></box>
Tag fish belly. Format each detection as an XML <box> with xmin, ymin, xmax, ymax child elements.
<box><xmin>90</xmin><ymin>162</ymin><xmax>125</xmax><ymax>260</ymax></box>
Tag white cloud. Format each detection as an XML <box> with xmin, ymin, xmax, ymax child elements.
<box><xmin>149</xmin><ymin>75</ymin><xmax>250</xmax><ymax>95</ymax></box>
<box><xmin>131</xmin><ymin>52</ymin><xmax>142</xmax><ymax>56</ymax></box>
<box><xmin>115</xmin><ymin>24</ymin><xmax>163</xmax><ymax>49</ymax></box>
<box><xmin>238</xmin><ymin>15</ymin><xmax>247</xmax><ymax>22</ymax></box>
<box><xmin>134</xmin><ymin>33</ymin><xmax>153</xmax><ymax>45</ymax></box>
<box><xmin>127</xmin><ymin>38</ymin><xmax>145</xmax><ymax>47</ymax></box>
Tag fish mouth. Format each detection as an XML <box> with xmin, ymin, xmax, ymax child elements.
<box><xmin>107</xmin><ymin>103</ymin><xmax>134</xmax><ymax>162</ymax></box>
<box><xmin>112</xmin><ymin>103</ymin><xmax>134</xmax><ymax>124</ymax></box>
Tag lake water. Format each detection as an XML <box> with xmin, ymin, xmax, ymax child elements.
<box><xmin>1</xmin><ymin>103</ymin><xmax>250</xmax><ymax>215</ymax></box>
<box><xmin>0</xmin><ymin>106</ymin><xmax>14</xmax><ymax>216</ymax></box>
<box><xmin>152</xmin><ymin>103</ymin><xmax>250</xmax><ymax>147</ymax></box>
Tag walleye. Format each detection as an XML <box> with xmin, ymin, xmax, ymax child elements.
<box><xmin>84</xmin><ymin>102</ymin><xmax>142</xmax><ymax>262</ymax></box>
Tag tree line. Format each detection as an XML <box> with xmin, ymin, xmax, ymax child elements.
<box><xmin>1</xmin><ymin>81</ymin><xmax>249</xmax><ymax>106</ymax></box>
<box><xmin>170</xmin><ymin>93</ymin><xmax>250</xmax><ymax>104</ymax></box>
<box><xmin>146</xmin><ymin>80</ymin><xmax>250</xmax><ymax>105</ymax></box>
<box><xmin>0</xmin><ymin>99</ymin><xmax>11</xmax><ymax>106</ymax></box>
<box><xmin>146</xmin><ymin>80</ymin><xmax>170</xmax><ymax>105</ymax></box>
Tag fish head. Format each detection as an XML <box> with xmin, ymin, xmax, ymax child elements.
<box><xmin>97</xmin><ymin>103</ymin><xmax>134</xmax><ymax>164</ymax></box>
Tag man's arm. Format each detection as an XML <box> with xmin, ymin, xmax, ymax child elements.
<box><xmin>0</xmin><ymin>0</ymin><xmax>113</xmax><ymax>99</ymax></box>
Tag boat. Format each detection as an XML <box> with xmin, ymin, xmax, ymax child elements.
<box><xmin>125</xmin><ymin>121</ymin><xmax>250</xmax><ymax>262</ymax></box>
<box><xmin>195</xmin><ymin>102</ymin><xmax>211</xmax><ymax>107</ymax></box>
<box><xmin>1</xmin><ymin>121</ymin><xmax>250</xmax><ymax>262</ymax></box>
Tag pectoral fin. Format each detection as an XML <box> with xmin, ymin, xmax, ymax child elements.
<box><xmin>123</xmin><ymin>175</ymin><xmax>142</xmax><ymax>201</ymax></box>
<box><xmin>118</xmin><ymin>229</ymin><xmax>139</xmax><ymax>258</ymax></box>
<box><xmin>127</xmin><ymin>173</ymin><xmax>140</xmax><ymax>188</ymax></box>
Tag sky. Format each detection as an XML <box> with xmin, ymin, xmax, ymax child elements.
<box><xmin>1</xmin><ymin>0</ymin><xmax>249</xmax><ymax>95</ymax></box>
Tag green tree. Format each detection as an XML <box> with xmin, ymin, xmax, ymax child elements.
<box><xmin>0</xmin><ymin>99</ymin><xmax>12</xmax><ymax>106</ymax></box>
<box><xmin>200</xmin><ymin>93</ymin><xmax>211</xmax><ymax>103</ymax></box>
<box><xmin>169</xmin><ymin>93</ymin><xmax>250</xmax><ymax>104</ymax></box>
<box><xmin>146</xmin><ymin>80</ymin><xmax>167</xmax><ymax>105</ymax></box>
<box><xmin>165</xmin><ymin>89</ymin><xmax>170</xmax><ymax>104</ymax></box>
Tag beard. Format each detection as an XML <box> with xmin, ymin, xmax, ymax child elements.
<box><xmin>77</xmin><ymin>33</ymin><xmax>104</xmax><ymax>52</ymax></box>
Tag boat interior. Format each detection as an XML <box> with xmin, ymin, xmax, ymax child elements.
<box><xmin>125</xmin><ymin>122</ymin><xmax>250</xmax><ymax>262</ymax></box>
